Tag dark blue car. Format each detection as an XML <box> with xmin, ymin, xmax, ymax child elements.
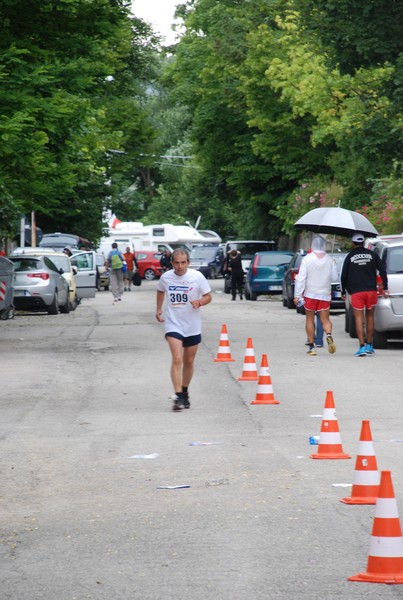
<box><xmin>244</xmin><ymin>251</ymin><xmax>294</xmax><ymax>301</ymax></box>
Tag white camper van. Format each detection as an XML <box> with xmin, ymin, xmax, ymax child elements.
<box><xmin>99</xmin><ymin>223</ymin><xmax>221</xmax><ymax>256</ymax></box>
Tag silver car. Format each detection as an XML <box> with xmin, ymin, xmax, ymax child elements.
<box><xmin>345</xmin><ymin>239</ymin><xmax>403</xmax><ymax>348</ymax></box>
<box><xmin>9</xmin><ymin>255</ymin><xmax>70</xmax><ymax>314</ymax></box>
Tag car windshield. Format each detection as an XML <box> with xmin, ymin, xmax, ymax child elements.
<box><xmin>258</xmin><ymin>254</ymin><xmax>292</xmax><ymax>267</ymax></box>
<box><xmin>190</xmin><ymin>247</ymin><xmax>217</xmax><ymax>260</ymax></box>
<box><xmin>10</xmin><ymin>258</ymin><xmax>41</xmax><ymax>271</ymax></box>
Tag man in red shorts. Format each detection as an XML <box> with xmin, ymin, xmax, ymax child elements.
<box><xmin>341</xmin><ymin>233</ymin><xmax>389</xmax><ymax>356</ymax></box>
<box><xmin>294</xmin><ymin>235</ymin><xmax>338</xmax><ymax>356</ymax></box>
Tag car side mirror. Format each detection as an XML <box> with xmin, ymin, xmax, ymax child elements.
<box><xmin>72</xmin><ymin>266</ymin><xmax>78</xmax><ymax>274</ymax></box>
<box><xmin>59</xmin><ymin>268</ymin><xmax>64</xmax><ymax>274</ymax></box>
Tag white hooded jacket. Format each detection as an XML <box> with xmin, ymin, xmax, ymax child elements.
<box><xmin>295</xmin><ymin>237</ymin><xmax>338</xmax><ymax>301</ymax></box>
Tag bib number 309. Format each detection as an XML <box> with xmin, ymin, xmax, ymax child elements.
<box><xmin>170</xmin><ymin>292</ymin><xmax>188</xmax><ymax>304</ymax></box>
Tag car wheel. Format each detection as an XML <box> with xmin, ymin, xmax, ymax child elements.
<box><xmin>345</xmin><ymin>310</ymin><xmax>350</xmax><ymax>333</ymax></box>
<box><xmin>60</xmin><ymin>298</ymin><xmax>70</xmax><ymax>314</ymax></box>
<box><xmin>210</xmin><ymin>267</ymin><xmax>217</xmax><ymax>280</ymax></box>
<box><xmin>348</xmin><ymin>307</ymin><xmax>357</xmax><ymax>338</ymax></box>
<box><xmin>250</xmin><ymin>290</ymin><xmax>257</xmax><ymax>301</ymax></box>
<box><xmin>104</xmin><ymin>284</ymin><xmax>109</xmax><ymax>291</ymax></box>
<box><xmin>144</xmin><ymin>269</ymin><xmax>156</xmax><ymax>281</ymax></box>
<box><xmin>48</xmin><ymin>293</ymin><xmax>59</xmax><ymax>315</ymax></box>
<box><xmin>244</xmin><ymin>286</ymin><xmax>250</xmax><ymax>300</ymax></box>
<box><xmin>69</xmin><ymin>294</ymin><xmax>78</xmax><ymax>311</ymax></box>
<box><xmin>373</xmin><ymin>329</ymin><xmax>388</xmax><ymax>349</ymax></box>
<box><xmin>224</xmin><ymin>278</ymin><xmax>231</xmax><ymax>294</ymax></box>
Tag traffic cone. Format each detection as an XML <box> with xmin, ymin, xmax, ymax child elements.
<box><xmin>311</xmin><ymin>391</ymin><xmax>351</xmax><ymax>459</ymax></box>
<box><xmin>237</xmin><ymin>338</ymin><xmax>259</xmax><ymax>381</ymax></box>
<box><xmin>340</xmin><ymin>420</ymin><xmax>380</xmax><ymax>504</ymax></box>
<box><xmin>250</xmin><ymin>354</ymin><xmax>279</xmax><ymax>405</ymax></box>
<box><xmin>348</xmin><ymin>470</ymin><xmax>403</xmax><ymax>584</ymax></box>
<box><xmin>213</xmin><ymin>324</ymin><xmax>235</xmax><ymax>362</ymax></box>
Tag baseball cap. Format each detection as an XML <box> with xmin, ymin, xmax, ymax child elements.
<box><xmin>352</xmin><ymin>233</ymin><xmax>365</xmax><ymax>243</ymax></box>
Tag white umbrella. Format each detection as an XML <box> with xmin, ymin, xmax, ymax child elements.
<box><xmin>294</xmin><ymin>207</ymin><xmax>378</xmax><ymax>238</ymax></box>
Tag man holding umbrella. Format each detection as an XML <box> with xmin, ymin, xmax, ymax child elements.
<box><xmin>341</xmin><ymin>233</ymin><xmax>389</xmax><ymax>356</ymax></box>
<box><xmin>294</xmin><ymin>235</ymin><xmax>338</xmax><ymax>356</ymax></box>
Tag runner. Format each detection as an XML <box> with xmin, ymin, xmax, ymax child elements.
<box><xmin>156</xmin><ymin>248</ymin><xmax>212</xmax><ymax>411</ymax></box>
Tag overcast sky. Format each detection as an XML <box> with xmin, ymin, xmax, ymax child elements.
<box><xmin>131</xmin><ymin>0</ymin><xmax>181</xmax><ymax>45</ymax></box>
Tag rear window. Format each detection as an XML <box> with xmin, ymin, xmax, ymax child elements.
<box><xmin>10</xmin><ymin>258</ymin><xmax>41</xmax><ymax>271</ymax></box>
<box><xmin>136</xmin><ymin>253</ymin><xmax>148</xmax><ymax>260</ymax></box>
<box><xmin>190</xmin><ymin>247</ymin><xmax>218</xmax><ymax>260</ymax></box>
<box><xmin>227</xmin><ymin>242</ymin><xmax>276</xmax><ymax>260</ymax></box>
<box><xmin>258</xmin><ymin>253</ymin><xmax>292</xmax><ymax>267</ymax></box>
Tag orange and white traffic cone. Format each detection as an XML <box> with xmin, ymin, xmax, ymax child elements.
<box><xmin>237</xmin><ymin>338</ymin><xmax>258</xmax><ymax>381</ymax></box>
<box><xmin>250</xmin><ymin>354</ymin><xmax>279</xmax><ymax>405</ymax></box>
<box><xmin>348</xmin><ymin>470</ymin><xmax>403</xmax><ymax>584</ymax></box>
<box><xmin>213</xmin><ymin>324</ymin><xmax>235</xmax><ymax>362</ymax></box>
<box><xmin>340</xmin><ymin>420</ymin><xmax>380</xmax><ymax>505</ymax></box>
<box><xmin>311</xmin><ymin>391</ymin><xmax>350</xmax><ymax>459</ymax></box>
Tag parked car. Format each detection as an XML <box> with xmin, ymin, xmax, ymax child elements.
<box><xmin>244</xmin><ymin>251</ymin><xmax>294</xmax><ymax>301</ymax></box>
<box><xmin>189</xmin><ymin>245</ymin><xmax>224</xmax><ymax>279</ymax></box>
<box><xmin>11</xmin><ymin>248</ymin><xmax>79</xmax><ymax>310</ymax></box>
<box><xmin>345</xmin><ymin>239</ymin><xmax>403</xmax><ymax>348</ymax></box>
<box><xmin>282</xmin><ymin>250</ymin><xmax>347</xmax><ymax>310</ymax></box>
<box><xmin>12</xmin><ymin>247</ymin><xmax>97</xmax><ymax>301</ymax></box>
<box><xmin>282</xmin><ymin>250</ymin><xmax>306</xmax><ymax>308</ymax></box>
<box><xmin>96</xmin><ymin>253</ymin><xmax>109</xmax><ymax>290</ymax></box>
<box><xmin>135</xmin><ymin>251</ymin><xmax>163</xmax><ymax>280</ymax></box>
<box><xmin>39</xmin><ymin>232</ymin><xmax>91</xmax><ymax>251</ymax></box>
<box><xmin>9</xmin><ymin>255</ymin><xmax>70</xmax><ymax>314</ymax></box>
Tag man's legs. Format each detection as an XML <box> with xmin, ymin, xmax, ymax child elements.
<box><xmin>117</xmin><ymin>270</ymin><xmax>124</xmax><ymax>298</ymax></box>
<box><xmin>305</xmin><ymin>310</ymin><xmax>316</xmax><ymax>344</ymax></box>
<box><xmin>365</xmin><ymin>308</ymin><xmax>375</xmax><ymax>344</ymax></box>
<box><xmin>166</xmin><ymin>336</ymin><xmax>184</xmax><ymax>395</ymax></box>
<box><xmin>353</xmin><ymin>308</ymin><xmax>365</xmax><ymax>346</ymax></box>
<box><xmin>318</xmin><ymin>308</ymin><xmax>332</xmax><ymax>335</ymax></box>
<box><xmin>110</xmin><ymin>270</ymin><xmax>118</xmax><ymax>300</ymax></box>
<box><xmin>182</xmin><ymin>344</ymin><xmax>199</xmax><ymax>388</ymax></box>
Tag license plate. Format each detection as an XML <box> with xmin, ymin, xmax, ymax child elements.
<box><xmin>14</xmin><ymin>289</ymin><xmax>28</xmax><ymax>297</ymax></box>
<box><xmin>269</xmin><ymin>285</ymin><xmax>282</xmax><ymax>291</ymax></box>
<box><xmin>333</xmin><ymin>291</ymin><xmax>341</xmax><ymax>298</ymax></box>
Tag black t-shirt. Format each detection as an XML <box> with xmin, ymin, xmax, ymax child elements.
<box><xmin>341</xmin><ymin>246</ymin><xmax>388</xmax><ymax>295</ymax></box>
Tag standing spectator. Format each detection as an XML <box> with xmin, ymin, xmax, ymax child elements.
<box><xmin>105</xmin><ymin>243</ymin><xmax>125</xmax><ymax>303</ymax></box>
<box><xmin>123</xmin><ymin>246</ymin><xmax>138</xmax><ymax>291</ymax></box>
<box><xmin>294</xmin><ymin>235</ymin><xmax>337</xmax><ymax>356</ymax></box>
<box><xmin>228</xmin><ymin>250</ymin><xmax>244</xmax><ymax>301</ymax></box>
<box><xmin>341</xmin><ymin>233</ymin><xmax>389</xmax><ymax>356</ymax></box>
<box><xmin>156</xmin><ymin>248</ymin><xmax>212</xmax><ymax>411</ymax></box>
<box><xmin>159</xmin><ymin>249</ymin><xmax>172</xmax><ymax>273</ymax></box>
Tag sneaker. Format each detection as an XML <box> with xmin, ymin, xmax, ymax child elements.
<box><xmin>365</xmin><ymin>343</ymin><xmax>375</xmax><ymax>355</ymax></box>
<box><xmin>355</xmin><ymin>346</ymin><xmax>367</xmax><ymax>357</ymax></box>
<box><xmin>316</xmin><ymin>344</ymin><xmax>324</xmax><ymax>348</ymax></box>
<box><xmin>307</xmin><ymin>345</ymin><xmax>317</xmax><ymax>356</ymax></box>
<box><xmin>181</xmin><ymin>392</ymin><xmax>190</xmax><ymax>409</ymax></box>
<box><xmin>171</xmin><ymin>394</ymin><xmax>183</xmax><ymax>411</ymax></box>
<box><xmin>326</xmin><ymin>334</ymin><xmax>336</xmax><ymax>354</ymax></box>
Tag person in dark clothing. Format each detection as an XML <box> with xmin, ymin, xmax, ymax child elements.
<box><xmin>160</xmin><ymin>250</ymin><xmax>172</xmax><ymax>273</ymax></box>
<box><xmin>341</xmin><ymin>233</ymin><xmax>389</xmax><ymax>356</ymax></box>
<box><xmin>228</xmin><ymin>250</ymin><xmax>244</xmax><ymax>300</ymax></box>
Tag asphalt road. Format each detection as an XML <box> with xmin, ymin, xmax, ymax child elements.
<box><xmin>1</xmin><ymin>279</ymin><xmax>403</xmax><ymax>600</ymax></box>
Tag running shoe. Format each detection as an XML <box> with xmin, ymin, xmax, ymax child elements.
<box><xmin>365</xmin><ymin>343</ymin><xmax>375</xmax><ymax>355</ymax></box>
<box><xmin>182</xmin><ymin>392</ymin><xmax>191</xmax><ymax>409</ymax></box>
<box><xmin>171</xmin><ymin>394</ymin><xmax>184</xmax><ymax>411</ymax></box>
<box><xmin>355</xmin><ymin>346</ymin><xmax>367</xmax><ymax>357</ymax></box>
<box><xmin>307</xmin><ymin>345</ymin><xmax>317</xmax><ymax>356</ymax></box>
<box><xmin>326</xmin><ymin>334</ymin><xmax>336</xmax><ymax>354</ymax></box>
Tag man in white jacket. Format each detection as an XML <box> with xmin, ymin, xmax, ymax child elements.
<box><xmin>294</xmin><ymin>235</ymin><xmax>338</xmax><ymax>356</ymax></box>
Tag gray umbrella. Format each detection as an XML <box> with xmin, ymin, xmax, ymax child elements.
<box><xmin>294</xmin><ymin>207</ymin><xmax>378</xmax><ymax>238</ymax></box>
